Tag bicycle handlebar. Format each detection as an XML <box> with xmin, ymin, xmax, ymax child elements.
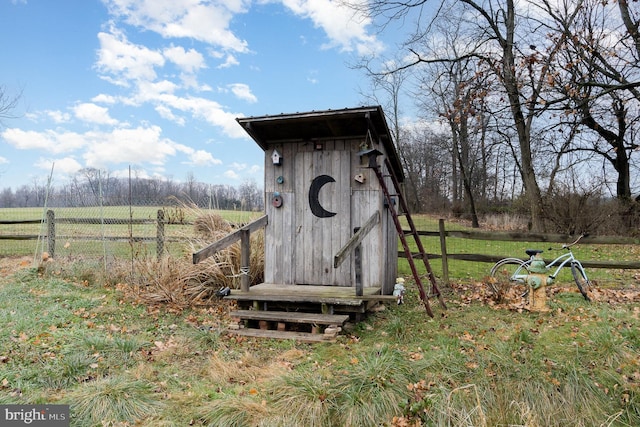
<box><xmin>560</xmin><ymin>234</ymin><xmax>586</xmax><ymax>250</ymax></box>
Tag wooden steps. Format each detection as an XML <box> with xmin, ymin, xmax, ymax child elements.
<box><xmin>226</xmin><ymin>328</ymin><xmax>333</xmax><ymax>343</ymax></box>
<box><xmin>227</xmin><ymin>309</ymin><xmax>350</xmax><ymax>342</ymax></box>
<box><xmin>229</xmin><ymin>310</ymin><xmax>349</xmax><ymax>325</ymax></box>
<box><xmin>223</xmin><ymin>284</ymin><xmax>392</xmax><ymax>342</ymax></box>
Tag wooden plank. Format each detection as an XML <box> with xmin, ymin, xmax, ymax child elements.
<box><xmin>229</xmin><ymin>310</ymin><xmax>349</xmax><ymax>325</ymax></box>
<box><xmin>410</xmin><ymin>229</ymin><xmax>640</xmax><ymax>245</ymax></box>
<box><xmin>398</xmin><ymin>251</ymin><xmax>640</xmax><ymax>269</ymax></box>
<box><xmin>193</xmin><ymin>215</ymin><xmax>267</xmax><ymax>264</ymax></box>
<box><xmin>0</xmin><ymin>235</ymin><xmax>40</xmax><ymax>240</ymax></box>
<box><xmin>226</xmin><ymin>293</ymin><xmax>366</xmax><ymax>306</ymax></box>
<box><xmin>226</xmin><ymin>328</ymin><xmax>334</xmax><ymax>343</ymax></box>
<box><xmin>240</xmin><ymin>229</ymin><xmax>250</xmax><ymax>292</ymax></box>
<box><xmin>354</xmin><ymin>295</ymin><xmax>398</xmax><ymax>302</ymax></box>
<box><xmin>333</xmin><ymin>210</ymin><xmax>380</xmax><ymax>268</ymax></box>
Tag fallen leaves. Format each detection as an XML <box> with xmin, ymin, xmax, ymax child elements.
<box><xmin>450</xmin><ymin>280</ymin><xmax>640</xmax><ymax>310</ymax></box>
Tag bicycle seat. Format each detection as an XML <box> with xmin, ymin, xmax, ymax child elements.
<box><xmin>525</xmin><ymin>249</ymin><xmax>544</xmax><ymax>257</ymax></box>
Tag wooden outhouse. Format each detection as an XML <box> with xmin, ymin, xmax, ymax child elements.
<box><xmin>236</xmin><ymin>105</ymin><xmax>404</xmax><ymax>296</ymax></box>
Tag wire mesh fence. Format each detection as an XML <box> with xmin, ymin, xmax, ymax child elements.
<box><xmin>2</xmin><ymin>201</ymin><xmax>639</xmax><ymax>288</ymax></box>
<box><xmin>0</xmin><ymin>201</ymin><xmax>255</xmax><ymax>266</ymax></box>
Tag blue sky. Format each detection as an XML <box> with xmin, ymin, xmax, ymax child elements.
<box><xmin>0</xmin><ymin>0</ymin><xmax>391</xmax><ymax>190</ymax></box>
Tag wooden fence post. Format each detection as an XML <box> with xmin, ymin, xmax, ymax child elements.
<box><xmin>354</xmin><ymin>227</ymin><xmax>363</xmax><ymax>296</ymax></box>
<box><xmin>439</xmin><ymin>219</ymin><xmax>449</xmax><ymax>284</ymax></box>
<box><xmin>240</xmin><ymin>228</ymin><xmax>250</xmax><ymax>292</ymax></box>
<box><xmin>157</xmin><ymin>209</ymin><xmax>165</xmax><ymax>258</ymax></box>
<box><xmin>47</xmin><ymin>209</ymin><xmax>55</xmax><ymax>257</ymax></box>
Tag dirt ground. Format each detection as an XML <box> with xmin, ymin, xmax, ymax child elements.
<box><xmin>0</xmin><ymin>256</ymin><xmax>33</xmax><ymax>279</ymax></box>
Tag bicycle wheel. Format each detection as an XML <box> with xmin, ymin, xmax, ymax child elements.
<box><xmin>571</xmin><ymin>263</ymin><xmax>591</xmax><ymax>301</ymax></box>
<box><xmin>489</xmin><ymin>258</ymin><xmax>529</xmax><ymax>294</ymax></box>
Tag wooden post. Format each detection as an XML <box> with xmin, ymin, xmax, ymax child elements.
<box><xmin>156</xmin><ymin>209</ymin><xmax>165</xmax><ymax>259</ymax></box>
<box><xmin>439</xmin><ymin>219</ymin><xmax>449</xmax><ymax>284</ymax></box>
<box><xmin>47</xmin><ymin>210</ymin><xmax>55</xmax><ymax>257</ymax></box>
<box><xmin>354</xmin><ymin>227</ymin><xmax>363</xmax><ymax>296</ymax></box>
<box><xmin>240</xmin><ymin>228</ymin><xmax>250</xmax><ymax>292</ymax></box>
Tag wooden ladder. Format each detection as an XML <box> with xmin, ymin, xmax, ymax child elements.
<box><xmin>372</xmin><ymin>157</ymin><xmax>447</xmax><ymax>317</ymax></box>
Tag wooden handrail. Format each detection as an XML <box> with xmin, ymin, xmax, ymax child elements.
<box><xmin>333</xmin><ymin>211</ymin><xmax>380</xmax><ymax>268</ymax></box>
<box><xmin>192</xmin><ymin>215</ymin><xmax>268</xmax><ymax>264</ymax></box>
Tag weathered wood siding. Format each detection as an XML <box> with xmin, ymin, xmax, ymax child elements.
<box><xmin>263</xmin><ymin>138</ymin><xmax>398</xmax><ymax>292</ymax></box>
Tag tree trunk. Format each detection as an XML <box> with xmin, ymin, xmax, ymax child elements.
<box><xmin>500</xmin><ymin>0</ymin><xmax>545</xmax><ymax>231</ymax></box>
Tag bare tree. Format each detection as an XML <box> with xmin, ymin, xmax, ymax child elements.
<box><xmin>398</xmin><ymin>126</ymin><xmax>452</xmax><ymax>213</ymax></box>
<box><xmin>348</xmin><ymin>0</ymin><xmax>588</xmax><ymax>231</ymax></box>
<box><xmin>548</xmin><ymin>0</ymin><xmax>640</xmax><ymax>200</ymax></box>
<box><xmin>414</xmin><ymin>14</ymin><xmax>502</xmax><ymax>226</ymax></box>
<box><xmin>0</xmin><ymin>85</ymin><xmax>22</xmax><ymax>180</ymax></box>
<box><xmin>0</xmin><ymin>85</ymin><xmax>21</xmax><ymax>123</ymax></box>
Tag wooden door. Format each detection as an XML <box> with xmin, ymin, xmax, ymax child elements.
<box><xmin>294</xmin><ymin>150</ymin><xmax>351</xmax><ymax>285</ymax></box>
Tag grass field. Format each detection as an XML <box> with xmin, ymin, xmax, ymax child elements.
<box><xmin>0</xmin><ymin>259</ymin><xmax>638</xmax><ymax>426</ymax></box>
<box><xmin>3</xmin><ymin>207</ymin><xmax>638</xmax><ymax>285</ymax></box>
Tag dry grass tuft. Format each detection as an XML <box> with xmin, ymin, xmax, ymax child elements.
<box><xmin>203</xmin><ymin>351</ymin><xmax>287</xmax><ymax>387</ymax></box>
<box><xmin>193</xmin><ymin>212</ymin><xmax>233</xmax><ymax>240</ymax></box>
<box><xmin>129</xmin><ymin>208</ymin><xmax>264</xmax><ymax>308</ymax></box>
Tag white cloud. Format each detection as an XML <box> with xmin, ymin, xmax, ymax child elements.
<box><xmin>228</xmin><ymin>83</ymin><xmax>257</xmax><ymax>103</ymax></box>
<box><xmin>2</xmin><ymin>128</ymin><xmax>87</xmax><ymax>154</ymax></box>
<box><xmin>228</xmin><ymin>161</ymin><xmax>249</xmax><ymax>171</ymax></box>
<box><xmin>129</xmin><ymin>80</ymin><xmax>179</xmax><ymax>105</ymax></box>
<box><xmin>95</xmin><ymin>27</ymin><xmax>165</xmax><ymax>86</ymax></box>
<box><xmin>185</xmin><ymin>149</ymin><xmax>223</xmax><ymax>166</ymax></box>
<box><xmin>92</xmin><ymin>94</ymin><xmax>118</xmax><ymax>104</ymax></box>
<box><xmin>0</xmin><ymin>156</ymin><xmax>8</xmax><ymax>164</ymax></box>
<box><xmin>34</xmin><ymin>157</ymin><xmax>83</xmax><ymax>176</ymax></box>
<box><xmin>155</xmin><ymin>105</ymin><xmax>186</xmax><ymax>125</ymax></box>
<box><xmin>225</xmin><ymin>162</ymin><xmax>262</xmax><ymax>179</ymax></box>
<box><xmin>217</xmin><ymin>53</ymin><xmax>240</xmax><ymax>69</ymax></box>
<box><xmin>46</xmin><ymin>110</ymin><xmax>72</xmax><ymax>124</ymax></box>
<box><xmin>223</xmin><ymin>169</ymin><xmax>241</xmax><ymax>180</ymax></box>
<box><xmin>2</xmin><ymin>124</ymin><xmax>220</xmax><ymax>174</ymax></box>
<box><xmin>281</xmin><ymin>0</ymin><xmax>383</xmax><ymax>55</ymax></box>
<box><xmin>82</xmin><ymin>125</ymin><xmax>176</xmax><ymax>167</ymax></box>
<box><xmin>164</xmin><ymin>45</ymin><xmax>206</xmax><ymax>73</ymax></box>
<box><xmin>73</xmin><ymin>103</ymin><xmax>119</xmax><ymax>125</ymax></box>
<box><xmin>127</xmin><ymin>91</ymin><xmax>247</xmax><ymax>138</ymax></box>
<box><xmin>102</xmin><ymin>0</ymin><xmax>250</xmax><ymax>52</ymax></box>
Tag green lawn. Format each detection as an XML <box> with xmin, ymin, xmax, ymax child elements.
<box><xmin>0</xmin><ymin>261</ymin><xmax>638</xmax><ymax>426</ymax></box>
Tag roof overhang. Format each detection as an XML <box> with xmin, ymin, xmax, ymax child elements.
<box><xmin>236</xmin><ymin>106</ymin><xmax>404</xmax><ymax>181</ymax></box>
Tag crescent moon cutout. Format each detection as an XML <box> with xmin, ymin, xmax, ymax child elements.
<box><xmin>309</xmin><ymin>174</ymin><xmax>337</xmax><ymax>218</ymax></box>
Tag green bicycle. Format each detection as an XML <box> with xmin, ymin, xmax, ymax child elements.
<box><xmin>489</xmin><ymin>234</ymin><xmax>592</xmax><ymax>301</ymax></box>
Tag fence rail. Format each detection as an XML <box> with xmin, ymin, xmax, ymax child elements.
<box><xmin>2</xmin><ymin>214</ymin><xmax>639</xmax><ymax>282</ymax></box>
<box><xmin>1</xmin><ymin>209</ymin><xmax>185</xmax><ymax>259</ymax></box>
<box><xmin>400</xmin><ymin>219</ymin><xmax>640</xmax><ymax>283</ymax></box>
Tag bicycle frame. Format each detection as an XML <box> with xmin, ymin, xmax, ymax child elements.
<box><xmin>508</xmin><ymin>236</ymin><xmax>588</xmax><ymax>283</ymax></box>
<box><xmin>489</xmin><ymin>234</ymin><xmax>592</xmax><ymax>300</ymax></box>
<box><xmin>546</xmin><ymin>251</ymin><xmax>581</xmax><ymax>281</ymax></box>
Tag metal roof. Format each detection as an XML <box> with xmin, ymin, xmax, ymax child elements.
<box><xmin>236</xmin><ymin>106</ymin><xmax>404</xmax><ymax>181</ymax></box>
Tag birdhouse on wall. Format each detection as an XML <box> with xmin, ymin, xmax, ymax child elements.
<box><xmin>271</xmin><ymin>149</ymin><xmax>282</xmax><ymax>166</ymax></box>
<box><xmin>236</xmin><ymin>106</ymin><xmax>404</xmax><ymax>295</ymax></box>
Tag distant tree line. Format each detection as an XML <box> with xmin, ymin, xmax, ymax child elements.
<box><xmin>0</xmin><ymin>168</ymin><xmax>264</xmax><ymax>211</ymax></box>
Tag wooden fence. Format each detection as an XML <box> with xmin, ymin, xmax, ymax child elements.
<box><xmin>2</xmin><ymin>214</ymin><xmax>639</xmax><ymax>280</ymax></box>
<box><xmin>411</xmin><ymin>219</ymin><xmax>640</xmax><ymax>282</ymax></box>
<box><xmin>0</xmin><ymin>209</ymin><xmax>177</xmax><ymax>259</ymax></box>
